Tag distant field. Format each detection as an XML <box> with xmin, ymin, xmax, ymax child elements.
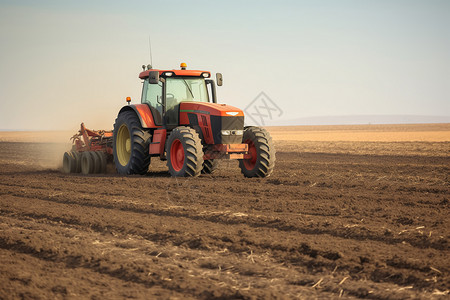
<box><xmin>266</xmin><ymin>123</ymin><xmax>450</xmax><ymax>157</ymax></box>
<box><xmin>0</xmin><ymin>130</ymin><xmax>73</xmax><ymax>144</ymax></box>
<box><xmin>266</xmin><ymin>123</ymin><xmax>450</xmax><ymax>142</ymax></box>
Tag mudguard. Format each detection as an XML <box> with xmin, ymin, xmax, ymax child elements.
<box><xmin>118</xmin><ymin>104</ymin><xmax>161</xmax><ymax>129</ymax></box>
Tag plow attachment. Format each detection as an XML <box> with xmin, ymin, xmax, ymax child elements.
<box><xmin>62</xmin><ymin>123</ymin><xmax>113</xmax><ymax>174</ymax></box>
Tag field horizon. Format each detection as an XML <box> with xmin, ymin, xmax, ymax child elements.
<box><xmin>0</xmin><ymin>123</ymin><xmax>449</xmax><ymax>144</ymax></box>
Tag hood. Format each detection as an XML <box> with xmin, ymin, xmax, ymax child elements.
<box><xmin>179</xmin><ymin>102</ymin><xmax>244</xmax><ymax>117</ymax></box>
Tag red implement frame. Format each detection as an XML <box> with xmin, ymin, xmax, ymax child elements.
<box><xmin>71</xmin><ymin>123</ymin><xmax>113</xmax><ymax>155</ymax></box>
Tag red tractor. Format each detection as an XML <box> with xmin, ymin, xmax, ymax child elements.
<box><xmin>63</xmin><ymin>63</ymin><xmax>275</xmax><ymax>177</ymax></box>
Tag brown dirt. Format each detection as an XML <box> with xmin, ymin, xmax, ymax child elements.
<box><xmin>0</xmin><ymin>125</ymin><xmax>449</xmax><ymax>299</ymax></box>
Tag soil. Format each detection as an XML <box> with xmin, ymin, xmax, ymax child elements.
<box><xmin>0</xmin><ymin>133</ymin><xmax>449</xmax><ymax>299</ymax></box>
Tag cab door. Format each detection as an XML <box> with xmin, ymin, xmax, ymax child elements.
<box><xmin>141</xmin><ymin>80</ymin><xmax>163</xmax><ymax>125</ymax></box>
<box><xmin>164</xmin><ymin>78</ymin><xmax>188</xmax><ymax>126</ymax></box>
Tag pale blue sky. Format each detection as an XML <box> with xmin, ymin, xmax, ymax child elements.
<box><xmin>0</xmin><ymin>0</ymin><xmax>449</xmax><ymax>130</ymax></box>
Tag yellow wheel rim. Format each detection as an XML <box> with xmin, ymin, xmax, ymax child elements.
<box><xmin>117</xmin><ymin>124</ymin><xmax>131</xmax><ymax>166</ymax></box>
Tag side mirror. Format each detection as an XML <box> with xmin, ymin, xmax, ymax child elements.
<box><xmin>149</xmin><ymin>71</ymin><xmax>160</xmax><ymax>84</ymax></box>
<box><xmin>216</xmin><ymin>73</ymin><xmax>223</xmax><ymax>86</ymax></box>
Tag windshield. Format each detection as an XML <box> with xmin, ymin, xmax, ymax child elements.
<box><xmin>165</xmin><ymin>77</ymin><xmax>209</xmax><ymax>103</ymax></box>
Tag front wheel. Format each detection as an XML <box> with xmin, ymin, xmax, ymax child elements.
<box><xmin>166</xmin><ymin>127</ymin><xmax>204</xmax><ymax>177</ymax></box>
<box><xmin>202</xmin><ymin>159</ymin><xmax>219</xmax><ymax>174</ymax></box>
<box><xmin>113</xmin><ymin>110</ymin><xmax>151</xmax><ymax>175</ymax></box>
<box><xmin>239</xmin><ymin>126</ymin><xmax>275</xmax><ymax>178</ymax></box>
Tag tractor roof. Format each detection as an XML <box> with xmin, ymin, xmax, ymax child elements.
<box><xmin>139</xmin><ymin>69</ymin><xmax>211</xmax><ymax>80</ymax></box>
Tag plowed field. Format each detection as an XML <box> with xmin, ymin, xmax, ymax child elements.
<box><xmin>0</xmin><ymin>124</ymin><xmax>449</xmax><ymax>299</ymax></box>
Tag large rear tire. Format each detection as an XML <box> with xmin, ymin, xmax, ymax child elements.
<box><xmin>239</xmin><ymin>126</ymin><xmax>275</xmax><ymax>178</ymax></box>
<box><xmin>113</xmin><ymin>110</ymin><xmax>151</xmax><ymax>175</ymax></box>
<box><xmin>166</xmin><ymin>127</ymin><xmax>204</xmax><ymax>177</ymax></box>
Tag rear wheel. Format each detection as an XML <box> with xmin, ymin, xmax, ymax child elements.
<box><xmin>63</xmin><ymin>151</ymin><xmax>75</xmax><ymax>173</ymax></box>
<box><xmin>113</xmin><ymin>110</ymin><xmax>151</xmax><ymax>175</ymax></box>
<box><xmin>239</xmin><ymin>126</ymin><xmax>275</xmax><ymax>178</ymax></box>
<box><xmin>81</xmin><ymin>151</ymin><xmax>95</xmax><ymax>175</ymax></box>
<box><xmin>166</xmin><ymin>127</ymin><xmax>204</xmax><ymax>177</ymax></box>
<box><xmin>95</xmin><ymin>151</ymin><xmax>107</xmax><ymax>173</ymax></box>
<box><xmin>63</xmin><ymin>151</ymin><xmax>81</xmax><ymax>173</ymax></box>
<box><xmin>202</xmin><ymin>159</ymin><xmax>219</xmax><ymax>174</ymax></box>
<box><xmin>91</xmin><ymin>151</ymin><xmax>101</xmax><ymax>173</ymax></box>
<box><xmin>72</xmin><ymin>151</ymin><xmax>81</xmax><ymax>173</ymax></box>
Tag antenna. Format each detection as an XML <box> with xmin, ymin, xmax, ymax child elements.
<box><xmin>148</xmin><ymin>35</ymin><xmax>153</xmax><ymax>68</ymax></box>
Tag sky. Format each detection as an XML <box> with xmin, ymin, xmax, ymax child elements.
<box><xmin>0</xmin><ymin>0</ymin><xmax>449</xmax><ymax>130</ymax></box>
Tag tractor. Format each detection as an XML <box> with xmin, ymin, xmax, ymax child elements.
<box><xmin>63</xmin><ymin>63</ymin><xmax>275</xmax><ymax>177</ymax></box>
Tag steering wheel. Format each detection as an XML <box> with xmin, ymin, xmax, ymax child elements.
<box><xmin>166</xmin><ymin>93</ymin><xmax>175</xmax><ymax>100</ymax></box>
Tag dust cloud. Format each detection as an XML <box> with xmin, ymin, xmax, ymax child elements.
<box><xmin>0</xmin><ymin>131</ymin><xmax>73</xmax><ymax>170</ymax></box>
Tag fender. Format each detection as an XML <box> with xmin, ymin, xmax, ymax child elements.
<box><xmin>118</xmin><ymin>104</ymin><xmax>161</xmax><ymax>129</ymax></box>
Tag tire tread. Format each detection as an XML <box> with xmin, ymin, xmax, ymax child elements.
<box><xmin>239</xmin><ymin>126</ymin><xmax>276</xmax><ymax>178</ymax></box>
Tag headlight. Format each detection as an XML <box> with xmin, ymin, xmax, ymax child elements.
<box><xmin>221</xmin><ymin>130</ymin><xmax>243</xmax><ymax>136</ymax></box>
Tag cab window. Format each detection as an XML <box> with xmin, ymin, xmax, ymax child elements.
<box><xmin>165</xmin><ymin>78</ymin><xmax>208</xmax><ymax>125</ymax></box>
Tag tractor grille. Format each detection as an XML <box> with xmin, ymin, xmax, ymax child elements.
<box><xmin>210</xmin><ymin>116</ymin><xmax>244</xmax><ymax>144</ymax></box>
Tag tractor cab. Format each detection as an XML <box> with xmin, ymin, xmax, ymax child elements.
<box><xmin>139</xmin><ymin>63</ymin><xmax>219</xmax><ymax>128</ymax></box>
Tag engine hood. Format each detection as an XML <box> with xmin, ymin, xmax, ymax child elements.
<box><xmin>179</xmin><ymin>102</ymin><xmax>244</xmax><ymax>117</ymax></box>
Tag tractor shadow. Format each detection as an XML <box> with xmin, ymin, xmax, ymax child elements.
<box><xmin>145</xmin><ymin>171</ymin><xmax>172</xmax><ymax>178</ymax></box>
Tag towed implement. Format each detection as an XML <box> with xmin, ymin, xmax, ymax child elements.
<box><xmin>62</xmin><ymin>123</ymin><xmax>112</xmax><ymax>174</ymax></box>
<box><xmin>63</xmin><ymin>63</ymin><xmax>275</xmax><ymax>177</ymax></box>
